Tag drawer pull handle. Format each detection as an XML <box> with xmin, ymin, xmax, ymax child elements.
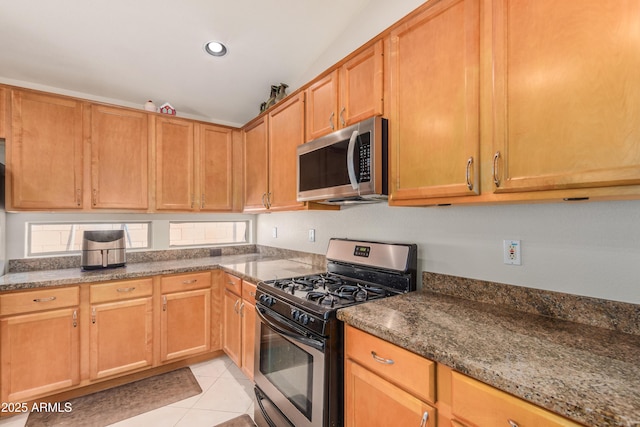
<box><xmin>371</xmin><ymin>351</ymin><xmax>394</xmax><ymax>365</ymax></box>
<box><xmin>33</xmin><ymin>296</ymin><xmax>56</xmax><ymax>303</ymax></box>
<box><xmin>182</xmin><ymin>279</ymin><xmax>198</xmax><ymax>284</ymax></box>
<box><xmin>420</xmin><ymin>411</ymin><xmax>429</xmax><ymax>427</ymax></box>
<box><xmin>507</xmin><ymin>420</ymin><xmax>519</xmax><ymax>427</ymax></box>
<box><xmin>116</xmin><ymin>287</ymin><xmax>136</xmax><ymax>293</ymax></box>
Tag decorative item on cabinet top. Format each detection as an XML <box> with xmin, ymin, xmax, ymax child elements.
<box><xmin>159</xmin><ymin>102</ymin><xmax>176</xmax><ymax>115</ymax></box>
<box><xmin>144</xmin><ymin>100</ymin><xmax>158</xmax><ymax>112</ymax></box>
<box><xmin>259</xmin><ymin>83</ymin><xmax>288</xmax><ymax>113</ymax></box>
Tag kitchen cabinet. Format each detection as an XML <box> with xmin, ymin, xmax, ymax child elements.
<box><xmin>0</xmin><ymin>86</ymin><xmax>7</xmax><ymax>139</ymax></box>
<box><xmin>160</xmin><ymin>272</ymin><xmax>211</xmax><ymax>362</ymax></box>
<box><xmin>344</xmin><ymin>325</ymin><xmax>436</xmax><ymax>427</ymax></box>
<box><xmin>0</xmin><ymin>287</ymin><xmax>80</xmax><ymax>403</ymax></box>
<box><xmin>240</xmin><ymin>280</ymin><xmax>257</xmax><ymax>381</ymax></box>
<box><xmin>388</xmin><ymin>0</ymin><xmax>480</xmax><ymax>204</ymax></box>
<box><xmin>154</xmin><ymin>116</ymin><xmax>196</xmax><ymax>210</ymax></box>
<box><xmin>8</xmin><ymin>90</ymin><xmax>84</xmax><ymax>210</ymax></box>
<box><xmin>222</xmin><ymin>273</ymin><xmax>242</xmax><ymax>366</ymax></box>
<box><xmin>490</xmin><ymin>0</ymin><xmax>640</xmax><ymax>196</ymax></box>
<box><xmin>243</xmin><ymin>93</ymin><xmax>309</xmax><ymax>212</ymax></box>
<box><xmin>197</xmin><ymin>123</ymin><xmax>236</xmax><ymax>211</ymax></box>
<box><xmin>88</xmin><ymin>279</ymin><xmax>153</xmax><ymax>380</ymax></box>
<box><xmin>243</xmin><ymin>115</ymin><xmax>269</xmax><ymax>211</ymax></box>
<box><xmin>451</xmin><ymin>371</ymin><xmax>583</xmax><ymax>427</ymax></box>
<box><xmin>155</xmin><ymin>118</ymin><xmax>236</xmax><ymax>211</ymax></box>
<box><xmin>87</xmin><ymin>104</ymin><xmax>149</xmax><ymax>209</ymax></box>
<box><xmin>305</xmin><ymin>40</ymin><xmax>384</xmax><ymax>141</ymax></box>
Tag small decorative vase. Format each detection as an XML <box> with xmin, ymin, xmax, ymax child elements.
<box><xmin>144</xmin><ymin>100</ymin><xmax>157</xmax><ymax>112</ymax></box>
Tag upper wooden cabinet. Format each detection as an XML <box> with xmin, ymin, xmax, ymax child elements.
<box><xmin>306</xmin><ymin>40</ymin><xmax>384</xmax><ymax>141</ymax></box>
<box><xmin>0</xmin><ymin>87</ymin><xmax>7</xmax><ymax>139</ymax></box>
<box><xmin>243</xmin><ymin>93</ymin><xmax>306</xmax><ymax>212</ymax></box>
<box><xmin>490</xmin><ymin>0</ymin><xmax>640</xmax><ymax>195</ymax></box>
<box><xmin>155</xmin><ymin>117</ymin><xmax>236</xmax><ymax>211</ymax></box>
<box><xmin>198</xmin><ymin>123</ymin><xmax>235</xmax><ymax>211</ymax></box>
<box><xmin>388</xmin><ymin>0</ymin><xmax>480</xmax><ymax>204</ymax></box>
<box><xmin>243</xmin><ymin>115</ymin><xmax>269</xmax><ymax>212</ymax></box>
<box><xmin>87</xmin><ymin>104</ymin><xmax>149</xmax><ymax>209</ymax></box>
<box><xmin>155</xmin><ymin>116</ymin><xmax>196</xmax><ymax>210</ymax></box>
<box><xmin>8</xmin><ymin>90</ymin><xmax>84</xmax><ymax>210</ymax></box>
<box><xmin>268</xmin><ymin>92</ymin><xmax>306</xmax><ymax>211</ymax></box>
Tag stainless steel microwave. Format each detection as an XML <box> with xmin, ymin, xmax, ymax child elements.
<box><xmin>297</xmin><ymin>116</ymin><xmax>388</xmax><ymax>205</ymax></box>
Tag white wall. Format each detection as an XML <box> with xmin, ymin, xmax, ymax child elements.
<box><xmin>256</xmin><ymin>200</ymin><xmax>640</xmax><ymax>305</ymax></box>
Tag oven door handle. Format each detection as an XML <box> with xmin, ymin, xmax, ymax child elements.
<box><xmin>257</xmin><ymin>306</ymin><xmax>325</xmax><ymax>351</ymax></box>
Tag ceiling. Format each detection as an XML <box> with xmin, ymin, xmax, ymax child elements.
<box><xmin>0</xmin><ymin>0</ymin><xmax>397</xmax><ymax>127</ymax></box>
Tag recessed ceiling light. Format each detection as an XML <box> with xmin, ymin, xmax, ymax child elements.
<box><xmin>204</xmin><ymin>40</ymin><xmax>227</xmax><ymax>57</ymax></box>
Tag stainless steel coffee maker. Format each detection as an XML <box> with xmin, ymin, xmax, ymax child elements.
<box><xmin>81</xmin><ymin>230</ymin><xmax>126</xmax><ymax>270</ymax></box>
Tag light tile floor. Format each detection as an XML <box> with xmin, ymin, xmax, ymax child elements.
<box><xmin>0</xmin><ymin>356</ymin><xmax>255</xmax><ymax>427</ymax></box>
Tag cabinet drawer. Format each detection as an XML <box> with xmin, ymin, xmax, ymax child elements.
<box><xmin>90</xmin><ymin>278</ymin><xmax>153</xmax><ymax>304</ymax></box>
<box><xmin>451</xmin><ymin>372</ymin><xmax>583</xmax><ymax>427</ymax></box>
<box><xmin>345</xmin><ymin>325</ymin><xmax>435</xmax><ymax>403</ymax></box>
<box><xmin>0</xmin><ymin>287</ymin><xmax>79</xmax><ymax>316</ymax></box>
<box><xmin>224</xmin><ymin>273</ymin><xmax>242</xmax><ymax>296</ymax></box>
<box><xmin>242</xmin><ymin>280</ymin><xmax>257</xmax><ymax>301</ymax></box>
<box><xmin>161</xmin><ymin>271</ymin><xmax>211</xmax><ymax>294</ymax></box>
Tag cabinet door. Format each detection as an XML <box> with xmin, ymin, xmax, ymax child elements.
<box><xmin>89</xmin><ymin>297</ymin><xmax>153</xmax><ymax>380</ymax></box>
<box><xmin>339</xmin><ymin>40</ymin><xmax>384</xmax><ymax>127</ymax></box>
<box><xmin>491</xmin><ymin>0</ymin><xmax>640</xmax><ymax>194</ymax></box>
<box><xmin>161</xmin><ymin>288</ymin><xmax>211</xmax><ymax>362</ymax></box>
<box><xmin>90</xmin><ymin>105</ymin><xmax>149</xmax><ymax>209</ymax></box>
<box><xmin>243</xmin><ymin>116</ymin><xmax>269</xmax><ymax>212</ymax></box>
<box><xmin>9</xmin><ymin>90</ymin><xmax>83</xmax><ymax>209</ymax></box>
<box><xmin>199</xmin><ymin>123</ymin><xmax>234</xmax><ymax>211</ymax></box>
<box><xmin>305</xmin><ymin>70</ymin><xmax>338</xmax><ymax>141</ymax></box>
<box><xmin>389</xmin><ymin>0</ymin><xmax>480</xmax><ymax>202</ymax></box>
<box><xmin>240</xmin><ymin>281</ymin><xmax>257</xmax><ymax>381</ymax></box>
<box><xmin>0</xmin><ymin>87</ymin><xmax>7</xmax><ymax>139</ymax></box>
<box><xmin>223</xmin><ymin>288</ymin><xmax>242</xmax><ymax>366</ymax></box>
<box><xmin>268</xmin><ymin>92</ymin><xmax>305</xmax><ymax>210</ymax></box>
<box><xmin>155</xmin><ymin>116</ymin><xmax>195</xmax><ymax>210</ymax></box>
<box><xmin>345</xmin><ymin>359</ymin><xmax>435</xmax><ymax>427</ymax></box>
<box><xmin>0</xmin><ymin>308</ymin><xmax>80</xmax><ymax>402</ymax></box>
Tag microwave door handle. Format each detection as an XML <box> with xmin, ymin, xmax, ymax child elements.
<box><xmin>347</xmin><ymin>130</ymin><xmax>359</xmax><ymax>190</ymax></box>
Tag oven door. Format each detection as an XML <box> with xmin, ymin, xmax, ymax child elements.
<box><xmin>254</xmin><ymin>304</ymin><xmax>326</xmax><ymax>427</ymax></box>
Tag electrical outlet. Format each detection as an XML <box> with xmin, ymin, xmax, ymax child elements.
<box><xmin>503</xmin><ymin>240</ymin><xmax>521</xmax><ymax>265</ymax></box>
<box><xmin>272</xmin><ymin>227</ymin><xmax>278</xmax><ymax>238</ymax></box>
<box><xmin>308</xmin><ymin>229</ymin><xmax>315</xmax><ymax>242</ymax></box>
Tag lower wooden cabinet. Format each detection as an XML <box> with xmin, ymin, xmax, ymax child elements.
<box><xmin>160</xmin><ymin>272</ymin><xmax>212</xmax><ymax>362</ymax></box>
<box><xmin>451</xmin><ymin>372</ymin><xmax>583</xmax><ymax>427</ymax></box>
<box><xmin>0</xmin><ymin>287</ymin><xmax>80</xmax><ymax>403</ymax></box>
<box><xmin>345</xmin><ymin>325</ymin><xmax>436</xmax><ymax>427</ymax></box>
<box><xmin>0</xmin><ymin>271</ymin><xmax>220</xmax><ymax>405</ymax></box>
<box><xmin>89</xmin><ymin>279</ymin><xmax>154</xmax><ymax>380</ymax></box>
<box><xmin>240</xmin><ymin>280</ymin><xmax>257</xmax><ymax>381</ymax></box>
<box><xmin>222</xmin><ymin>274</ymin><xmax>257</xmax><ymax>380</ymax></box>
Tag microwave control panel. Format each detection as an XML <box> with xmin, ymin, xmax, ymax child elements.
<box><xmin>359</xmin><ymin>139</ymin><xmax>371</xmax><ymax>182</ymax></box>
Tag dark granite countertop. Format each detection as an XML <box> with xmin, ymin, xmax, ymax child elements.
<box><xmin>337</xmin><ymin>291</ymin><xmax>640</xmax><ymax>427</ymax></box>
<box><xmin>0</xmin><ymin>253</ymin><xmax>324</xmax><ymax>292</ymax></box>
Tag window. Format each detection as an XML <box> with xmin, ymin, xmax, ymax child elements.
<box><xmin>169</xmin><ymin>221</ymin><xmax>248</xmax><ymax>247</ymax></box>
<box><xmin>28</xmin><ymin>222</ymin><xmax>150</xmax><ymax>256</ymax></box>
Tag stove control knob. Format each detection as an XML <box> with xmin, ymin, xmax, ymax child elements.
<box><xmin>299</xmin><ymin>313</ymin><xmax>309</xmax><ymax>325</ymax></box>
<box><xmin>291</xmin><ymin>309</ymin><xmax>300</xmax><ymax>321</ymax></box>
<box><xmin>260</xmin><ymin>294</ymin><xmax>276</xmax><ymax>306</ymax></box>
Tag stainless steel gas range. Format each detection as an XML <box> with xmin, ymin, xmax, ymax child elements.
<box><xmin>253</xmin><ymin>238</ymin><xmax>417</xmax><ymax>427</ymax></box>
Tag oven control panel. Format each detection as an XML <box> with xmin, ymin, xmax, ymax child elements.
<box><xmin>291</xmin><ymin>308</ymin><xmax>314</xmax><ymax>326</ymax></box>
